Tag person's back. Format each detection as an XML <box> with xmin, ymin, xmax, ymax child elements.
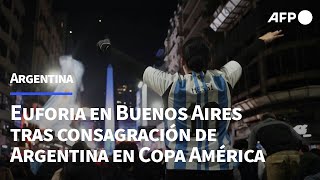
<box><xmin>0</xmin><ymin>166</ymin><xmax>14</xmax><ymax>180</ymax></box>
<box><xmin>248</xmin><ymin>114</ymin><xmax>303</xmax><ymax>180</ymax></box>
<box><xmin>143</xmin><ymin>37</ymin><xmax>244</xmax><ymax>178</ymax></box>
<box><xmin>37</xmin><ymin>162</ymin><xmax>61</xmax><ymax>180</ymax></box>
<box><xmin>60</xmin><ymin>162</ymin><xmax>100</xmax><ymax>180</ymax></box>
<box><xmin>252</xmin><ymin>118</ymin><xmax>302</xmax><ymax>155</ymax></box>
<box><xmin>97</xmin><ymin>29</ymin><xmax>283</xmax><ymax>180</ymax></box>
<box><xmin>57</xmin><ymin>141</ymin><xmax>101</xmax><ymax>180</ymax></box>
<box><xmin>299</xmin><ymin>150</ymin><xmax>320</xmax><ymax>179</ymax></box>
<box><xmin>249</xmin><ymin>113</ymin><xmax>303</xmax><ymax>156</ymax></box>
<box><xmin>163</xmin><ymin>68</ymin><xmax>236</xmax><ymax>170</ymax></box>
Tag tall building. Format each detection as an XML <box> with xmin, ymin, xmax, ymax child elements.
<box><xmin>116</xmin><ymin>83</ymin><xmax>137</xmax><ymax>130</ymax></box>
<box><xmin>19</xmin><ymin>0</ymin><xmax>66</xmax><ymax>78</ymax></box>
<box><xmin>0</xmin><ymin>0</ymin><xmax>25</xmax><ymax>119</ymax></box>
<box><xmin>32</xmin><ymin>0</ymin><xmax>65</xmax><ymax>75</ymax></box>
<box><xmin>0</xmin><ymin>0</ymin><xmax>68</xmax><ymax>150</ymax></box>
<box><xmin>164</xmin><ymin>4</ymin><xmax>183</xmax><ymax>74</ymax></box>
<box><xmin>181</xmin><ymin>0</ymin><xmax>209</xmax><ymax>41</ymax></box>
<box><xmin>0</xmin><ymin>0</ymin><xmax>25</xmax><ymax>150</ymax></box>
<box><xmin>163</xmin><ymin>0</ymin><xmax>320</xmax><ymax>145</ymax></box>
<box><xmin>216</xmin><ymin>0</ymin><xmax>320</xmax><ymax>144</ymax></box>
<box><xmin>116</xmin><ymin>84</ymin><xmax>135</xmax><ymax>107</ymax></box>
<box><xmin>164</xmin><ymin>0</ymin><xmax>215</xmax><ymax>74</ymax></box>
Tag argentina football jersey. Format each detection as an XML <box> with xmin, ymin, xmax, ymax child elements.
<box><xmin>143</xmin><ymin>60</ymin><xmax>242</xmax><ymax>171</ymax></box>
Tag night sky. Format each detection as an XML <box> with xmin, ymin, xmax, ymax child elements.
<box><xmin>53</xmin><ymin>0</ymin><xmax>178</xmax><ymax>107</ymax></box>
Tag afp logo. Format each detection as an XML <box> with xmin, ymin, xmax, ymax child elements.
<box><xmin>268</xmin><ymin>10</ymin><xmax>313</xmax><ymax>25</ymax></box>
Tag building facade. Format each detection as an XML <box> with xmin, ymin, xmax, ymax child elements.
<box><xmin>116</xmin><ymin>84</ymin><xmax>137</xmax><ymax>132</ymax></box>
<box><xmin>0</xmin><ymin>0</ymin><xmax>25</xmax><ymax>153</ymax></box>
<box><xmin>32</xmin><ymin>0</ymin><xmax>64</xmax><ymax>75</ymax></box>
<box><xmin>163</xmin><ymin>0</ymin><xmax>320</xmax><ymax>145</ymax></box>
<box><xmin>0</xmin><ymin>0</ymin><xmax>25</xmax><ymax>121</ymax></box>
<box><xmin>222</xmin><ymin>0</ymin><xmax>320</xmax><ymax>144</ymax></box>
<box><xmin>14</xmin><ymin>0</ymin><xmax>68</xmax><ymax>108</ymax></box>
<box><xmin>1</xmin><ymin>0</ymin><xmax>68</xmax><ymax>151</ymax></box>
<box><xmin>164</xmin><ymin>0</ymin><xmax>216</xmax><ymax>74</ymax></box>
<box><xmin>164</xmin><ymin>4</ymin><xmax>183</xmax><ymax>74</ymax></box>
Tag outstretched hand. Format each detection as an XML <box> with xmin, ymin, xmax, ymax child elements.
<box><xmin>259</xmin><ymin>30</ymin><xmax>284</xmax><ymax>44</ymax></box>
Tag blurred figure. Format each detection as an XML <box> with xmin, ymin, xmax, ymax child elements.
<box><xmin>51</xmin><ymin>141</ymin><xmax>101</xmax><ymax>180</ymax></box>
<box><xmin>9</xmin><ymin>160</ymin><xmax>34</xmax><ymax>180</ymax></box>
<box><xmin>111</xmin><ymin>141</ymin><xmax>153</xmax><ymax>180</ymax></box>
<box><xmin>0</xmin><ymin>155</ymin><xmax>14</xmax><ymax>180</ymax></box>
<box><xmin>233</xmin><ymin>139</ymin><xmax>260</xmax><ymax>180</ymax></box>
<box><xmin>310</xmin><ymin>149</ymin><xmax>320</xmax><ymax>157</ymax></box>
<box><xmin>33</xmin><ymin>146</ymin><xmax>61</xmax><ymax>180</ymax></box>
<box><xmin>298</xmin><ymin>146</ymin><xmax>320</xmax><ymax>180</ymax></box>
<box><xmin>248</xmin><ymin>113</ymin><xmax>303</xmax><ymax>180</ymax></box>
<box><xmin>144</xmin><ymin>149</ymin><xmax>166</xmax><ymax>180</ymax></box>
<box><xmin>0</xmin><ymin>166</ymin><xmax>14</xmax><ymax>180</ymax></box>
<box><xmin>30</xmin><ymin>160</ymin><xmax>42</xmax><ymax>176</ymax></box>
<box><xmin>304</xmin><ymin>173</ymin><xmax>320</xmax><ymax>180</ymax></box>
<box><xmin>36</xmin><ymin>160</ymin><xmax>61</xmax><ymax>180</ymax></box>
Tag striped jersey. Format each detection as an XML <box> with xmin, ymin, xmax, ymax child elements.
<box><xmin>143</xmin><ymin>61</ymin><xmax>242</xmax><ymax>171</ymax></box>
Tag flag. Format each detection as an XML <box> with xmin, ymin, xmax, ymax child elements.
<box><xmin>31</xmin><ymin>56</ymin><xmax>85</xmax><ymax>140</ymax></box>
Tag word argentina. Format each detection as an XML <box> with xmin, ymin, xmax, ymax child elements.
<box><xmin>11</xmin><ymin>147</ymin><xmax>265</xmax><ymax>163</ymax></box>
<box><xmin>10</xmin><ymin>73</ymin><xmax>74</xmax><ymax>84</ymax></box>
<box><xmin>12</xmin><ymin>105</ymin><xmax>242</xmax><ymax>121</ymax></box>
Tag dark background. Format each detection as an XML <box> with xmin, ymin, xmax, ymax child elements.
<box><xmin>53</xmin><ymin>0</ymin><xmax>178</xmax><ymax>107</ymax></box>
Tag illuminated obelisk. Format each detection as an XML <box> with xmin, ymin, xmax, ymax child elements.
<box><xmin>105</xmin><ymin>64</ymin><xmax>115</xmax><ymax>154</ymax></box>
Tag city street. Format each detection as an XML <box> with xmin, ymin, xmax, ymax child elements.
<box><xmin>0</xmin><ymin>0</ymin><xmax>320</xmax><ymax>180</ymax></box>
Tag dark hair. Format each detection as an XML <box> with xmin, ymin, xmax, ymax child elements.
<box><xmin>261</xmin><ymin>112</ymin><xmax>276</xmax><ymax>121</ymax></box>
<box><xmin>182</xmin><ymin>37</ymin><xmax>210</xmax><ymax>72</ymax></box>
<box><xmin>114</xmin><ymin>141</ymin><xmax>139</xmax><ymax>170</ymax></box>
<box><xmin>71</xmin><ymin>141</ymin><xmax>89</xmax><ymax>150</ymax></box>
<box><xmin>233</xmin><ymin>139</ymin><xmax>249</xmax><ymax>150</ymax></box>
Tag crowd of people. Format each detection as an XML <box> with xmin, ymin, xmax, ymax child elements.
<box><xmin>1</xmin><ymin>112</ymin><xmax>320</xmax><ymax>180</ymax></box>
<box><xmin>234</xmin><ymin>113</ymin><xmax>320</xmax><ymax>180</ymax></box>
<box><xmin>1</xmin><ymin>28</ymin><xmax>319</xmax><ymax>180</ymax></box>
<box><xmin>0</xmin><ymin>141</ymin><xmax>165</xmax><ymax>180</ymax></box>
<box><xmin>1</xmin><ymin>136</ymin><xmax>320</xmax><ymax>180</ymax></box>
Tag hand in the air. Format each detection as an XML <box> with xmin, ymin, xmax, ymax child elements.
<box><xmin>97</xmin><ymin>38</ymin><xmax>111</xmax><ymax>53</ymax></box>
<box><xmin>259</xmin><ymin>30</ymin><xmax>284</xmax><ymax>44</ymax></box>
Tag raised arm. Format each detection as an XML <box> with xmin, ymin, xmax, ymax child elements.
<box><xmin>236</xmin><ymin>30</ymin><xmax>284</xmax><ymax>66</ymax></box>
<box><xmin>97</xmin><ymin>37</ymin><xmax>173</xmax><ymax>96</ymax></box>
<box><xmin>214</xmin><ymin>30</ymin><xmax>284</xmax><ymax>68</ymax></box>
<box><xmin>218</xmin><ymin>30</ymin><xmax>284</xmax><ymax>88</ymax></box>
<box><xmin>97</xmin><ymin>38</ymin><xmax>148</xmax><ymax>78</ymax></box>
